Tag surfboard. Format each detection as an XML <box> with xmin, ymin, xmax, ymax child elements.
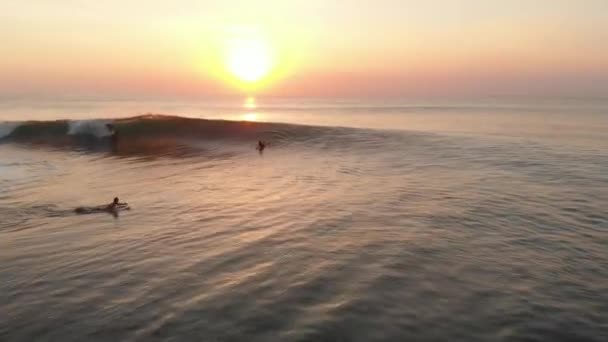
<box><xmin>75</xmin><ymin>203</ymin><xmax>130</xmax><ymax>214</ymax></box>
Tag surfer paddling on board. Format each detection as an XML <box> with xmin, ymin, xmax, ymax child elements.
<box><xmin>107</xmin><ymin>197</ymin><xmax>128</xmax><ymax>211</ymax></box>
<box><xmin>75</xmin><ymin>197</ymin><xmax>129</xmax><ymax>216</ymax></box>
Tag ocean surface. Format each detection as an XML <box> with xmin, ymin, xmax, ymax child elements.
<box><xmin>1</xmin><ymin>98</ymin><xmax>607</xmax><ymax>341</ymax></box>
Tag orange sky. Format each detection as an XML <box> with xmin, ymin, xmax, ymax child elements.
<box><xmin>1</xmin><ymin>0</ymin><xmax>607</xmax><ymax>98</ymax></box>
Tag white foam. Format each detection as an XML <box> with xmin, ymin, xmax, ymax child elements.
<box><xmin>67</xmin><ymin>120</ymin><xmax>113</xmax><ymax>138</ymax></box>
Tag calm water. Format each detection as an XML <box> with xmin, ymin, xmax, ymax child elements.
<box><xmin>1</xmin><ymin>99</ymin><xmax>607</xmax><ymax>341</ymax></box>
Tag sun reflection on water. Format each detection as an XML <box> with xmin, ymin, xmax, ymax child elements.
<box><xmin>242</xmin><ymin>112</ymin><xmax>258</xmax><ymax>121</ymax></box>
<box><xmin>244</xmin><ymin>96</ymin><xmax>257</xmax><ymax>109</ymax></box>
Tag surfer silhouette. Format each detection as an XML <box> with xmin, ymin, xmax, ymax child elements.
<box><xmin>107</xmin><ymin>197</ymin><xmax>127</xmax><ymax>210</ymax></box>
<box><xmin>106</xmin><ymin>123</ymin><xmax>118</xmax><ymax>151</ymax></box>
<box><xmin>257</xmin><ymin>140</ymin><xmax>266</xmax><ymax>153</ymax></box>
<box><xmin>75</xmin><ymin>197</ymin><xmax>129</xmax><ymax>217</ymax></box>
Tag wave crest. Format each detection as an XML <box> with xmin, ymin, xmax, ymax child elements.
<box><xmin>0</xmin><ymin>115</ymin><xmax>341</xmax><ymax>157</ymax></box>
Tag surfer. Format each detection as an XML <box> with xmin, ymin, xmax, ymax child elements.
<box><xmin>257</xmin><ymin>140</ymin><xmax>266</xmax><ymax>152</ymax></box>
<box><xmin>107</xmin><ymin>197</ymin><xmax>128</xmax><ymax>210</ymax></box>
<box><xmin>75</xmin><ymin>197</ymin><xmax>129</xmax><ymax>215</ymax></box>
<box><xmin>106</xmin><ymin>123</ymin><xmax>118</xmax><ymax>150</ymax></box>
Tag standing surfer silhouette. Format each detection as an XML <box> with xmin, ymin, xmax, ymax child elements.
<box><xmin>257</xmin><ymin>140</ymin><xmax>266</xmax><ymax>153</ymax></box>
<box><xmin>106</xmin><ymin>123</ymin><xmax>118</xmax><ymax>151</ymax></box>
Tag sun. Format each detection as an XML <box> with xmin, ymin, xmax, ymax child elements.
<box><xmin>227</xmin><ymin>38</ymin><xmax>273</xmax><ymax>83</ymax></box>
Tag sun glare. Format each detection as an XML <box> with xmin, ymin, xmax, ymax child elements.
<box><xmin>227</xmin><ymin>38</ymin><xmax>273</xmax><ymax>83</ymax></box>
<box><xmin>244</xmin><ymin>96</ymin><xmax>257</xmax><ymax>109</ymax></box>
<box><xmin>242</xmin><ymin>113</ymin><xmax>258</xmax><ymax>121</ymax></box>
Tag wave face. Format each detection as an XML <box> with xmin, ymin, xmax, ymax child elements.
<box><xmin>1</xmin><ymin>115</ymin><xmax>273</xmax><ymax>140</ymax></box>
<box><xmin>0</xmin><ymin>115</ymin><xmax>390</xmax><ymax>157</ymax></box>
<box><xmin>1</xmin><ymin>109</ymin><xmax>607</xmax><ymax>342</ymax></box>
<box><xmin>1</xmin><ymin>115</ymin><xmax>348</xmax><ymax>157</ymax></box>
<box><xmin>2</xmin><ymin>114</ymin><xmax>334</xmax><ymax>141</ymax></box>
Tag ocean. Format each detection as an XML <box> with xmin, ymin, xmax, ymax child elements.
<box><xmin>1</xmin><ymin>98</ymin><xmax>607</xmax><ymax>341</ymax></box>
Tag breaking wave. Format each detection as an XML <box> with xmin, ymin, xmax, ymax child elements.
<box><xmin>0</xmin><ymin>115</ymin><xmax>369</xmax><ymax>157</ymax></box>
<box><xmin>2</xmin><ymin>115</ymin><xmax>340</xmax><ymax>141</ymax></box>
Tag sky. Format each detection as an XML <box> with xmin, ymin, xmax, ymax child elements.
<box><xmin>1</xmin><ymin>0</ymin><xmax>607</xmax><ymax>99</ymax></box>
